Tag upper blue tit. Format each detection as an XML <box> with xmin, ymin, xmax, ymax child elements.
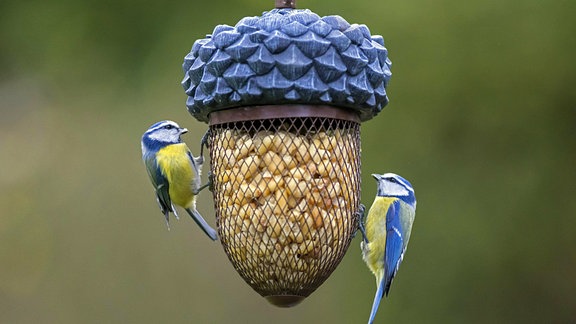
<box><xmin>360</xmin><ymin>173</ymin><xmax>416</xmax><ymax>324</ymax></box>
<box><xmin>141</xmin><ymin>120</ymin><xmax>217</xmax><ymax>241</ymax></box>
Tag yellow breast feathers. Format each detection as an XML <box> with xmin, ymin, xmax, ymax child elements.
<box><xmin>156</xmin><ymin>143</ymin><xmax>195</xmax><ymax>208</ymax></box>
<box><xmin>364</xmin><ymin>196</ymin><xmax>397</xmax><ymax>278</ymax></box>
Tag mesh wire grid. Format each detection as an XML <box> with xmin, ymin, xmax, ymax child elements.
<box><xmin>210</xmin><ymin>115</ymin><xmax>361</xmax><ymax>305</ymax></box>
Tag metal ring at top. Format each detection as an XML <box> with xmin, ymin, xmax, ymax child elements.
<box><xmin>208</xmin><ymin>105</ymin><xmax>361</xmax><ymax>125</ymax></box>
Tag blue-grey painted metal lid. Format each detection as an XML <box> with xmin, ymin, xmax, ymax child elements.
<box><xmin>182</xmin><ymin>8</ymin><xmax>392</xmax><ymax>123</ymax></box>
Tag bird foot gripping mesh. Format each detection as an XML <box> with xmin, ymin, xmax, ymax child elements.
<box><xmin>209</xmin><ymin>105</ymin><xmax>361</xmax><ymax>306</ymax></box>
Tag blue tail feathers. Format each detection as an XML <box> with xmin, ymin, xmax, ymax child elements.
<box><xmin>368</xmin><ymin>278</ymin><xmax>386</xmax><ymax>324</ymax></box>
<box><xmin>185</xmin><ymin>208</ymin><xmax>218</xmax><ymax>241</ymax></box>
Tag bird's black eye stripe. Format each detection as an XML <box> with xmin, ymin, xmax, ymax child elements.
<box><xmin>165</xmin><ymin>125</ymin><xmax>174</xmax><ymax>129</ymax></box>
<box><xmin>387</xmin><ymin>177</ymin><xmax>398</xmax><ymax>183</ymax></box>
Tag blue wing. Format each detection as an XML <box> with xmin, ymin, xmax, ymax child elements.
<box><xmin>143</xmin><ymin>153</ymin><xmax>174</xmax><ymax>220</ymax></box>
<box><xmin>383</xmin><ymin>199</ymin><xmax>405</xmax><ymax>296</ymax></box>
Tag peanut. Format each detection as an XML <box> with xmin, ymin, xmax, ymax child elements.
<box><xmin>212</xmin><ymin>127</ymin><xmax>358</xmax><ymax>281</ymax></box>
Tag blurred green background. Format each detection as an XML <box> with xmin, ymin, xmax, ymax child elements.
<box><xmin>1</xmin><ymin>0</ymin><xmax>575</xmax><ymax>322</ymax></box>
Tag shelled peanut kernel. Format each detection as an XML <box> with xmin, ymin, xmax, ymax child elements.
<box><xmin>213</xmin><ymin>128</ymin><xmax>358</xmax><ymax>282</ymax></box>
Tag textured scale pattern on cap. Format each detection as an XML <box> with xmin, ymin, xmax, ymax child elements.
<box><xmin>182</xmin><ymin>8</ymin><xmax>392</xmax><ymax>123</ymax></box>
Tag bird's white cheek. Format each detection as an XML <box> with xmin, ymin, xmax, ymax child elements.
<box><xmin>382</xmin><ymin>182</ymin><xmax>409</xmax><ymax>196</ymax></box>
<box><xmin>148</xmin><ymin>131</ymin><xmax>178</xmax><ymax>142</ymax></box>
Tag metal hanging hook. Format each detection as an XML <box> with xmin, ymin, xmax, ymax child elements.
<box><xmin>275</xmin><ymin>0</ymin><xmax>296</xmax><ymax>8</ymax></box>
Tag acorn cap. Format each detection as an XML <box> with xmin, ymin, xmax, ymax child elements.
<box><xmin>182</xmin><ymin>8</ymin><xmax>392</xmax><ymax>123</ymax></box>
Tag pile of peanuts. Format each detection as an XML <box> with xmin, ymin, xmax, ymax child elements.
<box><xmin>211</xmin><ymin>127</ymin><xmax>359</xmax><ymax>286</ymax></box>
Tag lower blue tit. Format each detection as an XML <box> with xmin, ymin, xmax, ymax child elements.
<box><xmin>141</xmin><ymin>120</ymin><xmax>217</xmax><ymax>241</ymax></box>
<box><xmin>360</xmin><ymin>173</ymin><xmax>416</xmax><ymax>324</ymax></box>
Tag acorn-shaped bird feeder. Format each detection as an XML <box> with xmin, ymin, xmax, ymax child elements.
<box><xmin>182</xmin><ymin>0</ymin><xmax>391</xmax><ymax>307</ymax></box>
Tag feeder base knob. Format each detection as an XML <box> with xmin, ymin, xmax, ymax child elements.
<box><xmin>265</xmin><ymin>295</ymin><xmax>306</xmax><ymax>308</ymax></box>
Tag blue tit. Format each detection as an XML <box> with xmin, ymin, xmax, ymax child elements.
<box><xmin>141</xmin><ymin>120</ymin><xmax>217</xmax><ymax>241</ymax></box>
<box><xmin>359</xmin><ymin>173</ymin><xmax>416</xmax><ymax>324</ymax></box>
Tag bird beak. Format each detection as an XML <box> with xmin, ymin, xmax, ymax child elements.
<box><xmin>180</xmin><ymin>128</ymin><xmax>188</xmax><ymax>134</ymax></box>
<box><xmin>372</xmin><ymin>174</ymin><xmax>380</xmax><ymax>181</ymax></box>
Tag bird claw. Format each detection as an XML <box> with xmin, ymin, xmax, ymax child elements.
<box><xmin>192</xmin><ymin>181</ymin><xmax>210</xmax><ymax>195</ymax></box>
<box><xmin>207</xmin><ymin>171</ymin><xmax>214</xmax><ymax>192</ymax></box>
<box><xmin>199</xmin><ymin>129</ymin><xmax>211</xmax><ymax>159</ymax></box>
<box><xmin>192</xmin><ymin>172</ymin><xmax>213</xmax><ymax>195</ymax></box>
<box><xmin>356</xmin><ymin>204</ymin><xmax>369</xmax><ymax>243</ymax></box>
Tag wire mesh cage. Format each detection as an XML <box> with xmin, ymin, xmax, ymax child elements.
<box><xmin>209</xmin><ymin>105</ymin><xmax>361</xmax><ymax>306</ymax></box>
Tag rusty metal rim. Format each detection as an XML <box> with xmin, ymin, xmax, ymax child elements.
<box><xmin>208</xmin><ymin>105</ymin><xmax>361</xmax><ymax>125</ymax></box>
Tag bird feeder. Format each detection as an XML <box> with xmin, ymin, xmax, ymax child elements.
<box><xmin>181</xmin><ymin>0</ymin><xmax>391</xmax><ymax>307</ymax></box>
